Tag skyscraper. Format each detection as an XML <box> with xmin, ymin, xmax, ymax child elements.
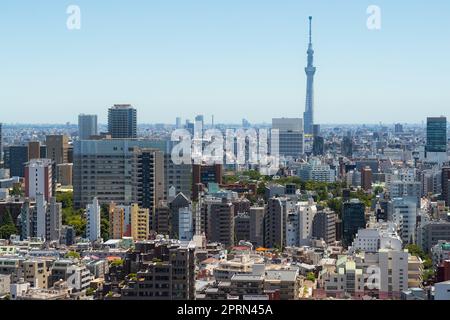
<box><xmin>426</xmin><ymin>116</ymin><xmax>447</xmax><ymax>153</ymax></box>
<box><xmin>426</xmin><ymin>116</ymin><xmax>448</xmax><ymax>164</ymax></box>
<box><xmin>108</xmin><ymin>104</ymin><xmax>137</xmax><ymax>139</ymax></box>
<box><xmin>303</xmin><ymin>16</ymin><xmax>316</xmax><ymax>135</ymax></box>
<box><xmin>78</xmin><ymin>114</ymin><xmax>98</xmax><ymax>140</ymax></box>
<box><xmin>272</xmin><ymin>118</ymin><xmax>304</xmax><ymax>158</ymax></box>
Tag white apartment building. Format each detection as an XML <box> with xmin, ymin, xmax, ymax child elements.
<box><xmin>86</xmin><ymin>198</ymin><xmax>101</xmax><ymax>242</ymax></box>
<box><xmin>25</xmin><ymin>159</ymin><xmax>53</xmax><ymax>202</ymax></box>
<box><xmin>388</xmin><ymin>198</ymin><xmax>417</xmax><ymax>244</ymax></box>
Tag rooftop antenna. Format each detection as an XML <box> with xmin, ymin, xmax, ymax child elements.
<box><xmin>309</xmin><ymin>16</ymin><xmax>313</xmax><ymax>45</ymax></box>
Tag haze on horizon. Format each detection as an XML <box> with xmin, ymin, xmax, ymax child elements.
<box><xmin>1</xmin><ymin>0</ymin><xmax>450</xmax><ymax>125</ymax></box>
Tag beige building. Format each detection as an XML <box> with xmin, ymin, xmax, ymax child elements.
<box><xmin>46</xmin><ymin>135</ymin><xmax>69</xmax><ymax>165</ymax></box>
<box><xmin>109</xmin><ymin>203</ymin><xmax>125</xmax><ymax>239</ymax></box>
<box><xmin>28</xmin><ymin>141</ymin><xmax>41</xmax><ymax>161</ymax></box>
<box><xmin>57</xmin><ymin>163</ymin><xmax>73</xmax><ymax>186</ymax></box>
<box><xmin>130</xmin><ymin>204</ymin><xmax>149</xmax><ymax>241</ymax></box>
<box><xmin>23</xmin><ymin>260</ymin><xmax>52</xmax><ymax>289</ymax></box>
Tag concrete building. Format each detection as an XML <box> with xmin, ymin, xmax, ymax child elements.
<box><xmin>272</xmin><ymin>118</ymin><xmax>304</xmax><ymax>159</ymax></box>
<box><xmin>361</xmin><ymin>166</ymin><xmax>373</xmax><ymax>191</ymax></box>
<box><xmin>169</xmin><ymin>192</ymin><xmax>191</xmax><ymax>239</ymax></box>
<box><xmin>192</xmin><ymin>163</ymin><xmax>223</xmax><ymax>201</ymax></box>
<box><xmin>249</xmin><ymin>206</ymin><xmax>265</xmax><ymax>248</ymax></box>
<box><xmin>28</xmin><ymin>141</ymin><xmax>41</xmax><ymax>161</ymax></box>
<box><xmin>388</xmin><ymin>198</ymin><xmax>417</xmax><ymax>245</ymax></box>
<box><xmin>122</xmin><ymin>240</ymin><xmax>196</xmax><ymax>300</ymax></box>
<box><xmin>73</xmin><ymin>139</ymin><xmax>167</xmax><ymax>209</ymax></box>
<box><xmin>435</xmin><ymin>281</ymin><xmax>450</xmax><ymax>300</ymax></box>
<box><xmin>108</xmin><ymin>104</ymin><xmax>137</xmax><ymax>139</ymax></box>
<box><xmin>131</xmin><ymin>147</ymin><xmax>165</xmax><ymax>211</ymax></box>
<box><xmin>206</xmin><ymin>197</ymin><xmax>235</xmax><ymax>247</ymax></box>
<box><xmin>178</xmin><ymin>207</ymin><xmax>193</xmax><ymax>241</ymax></box>
<box><xmin>418</xmin><ymin>220</ymin><xmax>450</xmax><ymax>253</ymax></box>
<box><xmin>442</xmin><ymin>167</ymin><xmax>450</xmax><ymax>206</ymax></box>
<box><xmin>109</xmin><ymin>203</ymin><xmax>125</xmax><ymax>240</ymax></box>
<box><xmin>234</xmin><ymin>212</ymin><xmax>250</xmax><ymax>243</ymax></box>
<box><xmin>86</xmin><ymin>198</ymin><xmax>101</xmax><ymax>242</ymax></box>
<box><xmin>312</xmin><ymin>209</ymin><xmax>336</xmax><ymax>245</ymax></box>
<box><xmin>57</xmin><ymin>163</ymin><xmax>73</xmax><ymax>186</ymax></box>
<box><xmin>45</xmin><ymin>135</ymin><xmax>69</xmax><ymax>166</ymax></box>
<box><xmin>130</xmin><ymin>203</ymin><xmax>149</xmax><ymax>241</ymax></box>
<box><xmin>264</xmin><ymin>197</ymin><xmax>287</xmax><ymax>249</ymax></box>
<box><xmin>78</xmin><ymin>114</ymin><xmax>98</xmax><ymax>140</ymax></box>
<box><xmin>20</xmin><ymin>195</ymin><xmax>62</xmax><ymax>241</ymax></box>
<box><xmin>25</xmin><ymin>159</ymin><xmax>53</xmax><ymax>201</ymax></box>
<box><xmin>49</xmin><ymin>260</ymin><xmax>94</xmax><ymax>292</ymax></box>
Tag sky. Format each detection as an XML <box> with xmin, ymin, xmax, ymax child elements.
<box><xmin>0</xmin><ymin>0</ymin><xmax>450</xmax><ymax>125</ymax></box>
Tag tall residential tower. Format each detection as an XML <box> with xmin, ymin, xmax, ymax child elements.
<box><xmin>303</xmin><ymin>16</ymin><xmax>316</xmax><ymax>135</ymax></box>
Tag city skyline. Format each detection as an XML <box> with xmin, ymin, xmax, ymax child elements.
<box><xmin>1</xmin><ymin>1</ymin><xmax>450</xmax><ymax>124</ymax></box>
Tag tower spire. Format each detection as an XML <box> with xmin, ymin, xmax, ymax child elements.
<box><xmin>309</xmin><ymin>16</ymin><xmax>312</xmax><ymax>45</ymax></box>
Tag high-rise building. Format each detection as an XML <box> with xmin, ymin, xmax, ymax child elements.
<box><xmin>206</xmin><ymin>197</ymin><xmax>235</xmax><ymax>247</ymax></box>
<box><xmin>342</xmin><ymin>199</ymin><xmax>366</xmax><ymax>246</ymax></box>
<box><xmin>46</xmin><ymin>135</ymin><xmax>69</xmax><ymax>165</ymax></box>
<box><xmin>86</xmin><ymin>198</ymin><xmax>101</xmax><ymax>242</ymax></box>
<box><xmin>73</xmin><ymin>139</ymin><xmax>167</xmax><ymax>209</ymax></box>
<box><xmin>20</xmin><ymin>194</ymin><xmax>61</xmax><ymax>241</ymax></box>
<box><xmin>442</xmin><ymin>167</ymin><xmax>450</xmax><ymax>206</ymax></box>
<box><xmin>178</xmin><ymin>207</ymin><xmax>193</xmax><ymax>241</ymax></box>
<box><xmin>8</xmin><ymin>145</ymin><xmax>28</xmax><ymax>177</ymax></box>
<box><xmin>153</xmin><ymin>201</ymin><xmax>171</xmax><ymax>235</ymax></box>
<box><xmin>249</xmin><ymin>206</ymin><xmax>265</xmax><ymax>248</ymax></box>
<box><xmin>272</xmin><ymin>118</ymin><xmax>304</xmax><ymax>158</ymax></box>
<box><xmin>192</xmin><ymin>163</ymin><xmax>223</xmax><ymax>201</ymax></box>
<box><xmin>388</xmin><ymin>198</ymin><xmax>418</xmax><ymax>244</ymax></box>
<box><xmin>312</xmin><ymin>209</ymin><xmax>337</xmax><ymax>245</ymax></box>
<box><xmin>130</xmin><ymin>203</ymin><xmax>149</xmax><ymax>241</ymax></box>
<box><xmin>131</xmin><ymin>148</ymin><xmax>165</xmax><ymax>211</ymax></box>
<box><xmin>303</xmin><ymin>16</ymin><xmax>316</xmax><ymax>135</ymax></box>
<box><xmin>109</xmin><ymin>203</ymin><xmax>125</xmax><ymax>239</ymax></box>
<box><xmin>312</xmin><ymin>136</ymin><xmax>324</xmax><ymax>156</ymax></box>
<box><xmin>361</xmin><ymin>166</ymin><xmax>373</xmax><ymax>191</ymax></box>
<box><xmin>426</xmin><ymin>116</ymin><xmax>447</xmax><ymax>153</ymax></box>
<box><xmin>78</xmin><ymin>114</ymin><xmax>98</xmax><ymax>140</ymax></box>
<box><xmin>28</xmin><ymin>141</ymin><xmax>41</xmax><ymax>161</ymax></box>
<box><xmin>25</xmin><ymin>159</ymin><xmax>53</xmax><ymax>201</ymax></box>
<box><xmin>108</xmin><ymin>104</ymin><xmax>137</xmax><ymax>139</ymax></box>
<box><xmin>175</xmin><ymin>117</ymin><xmax>182</xmax><ymax>129</ymax></box>
<box><xmin>264</xmin><ymin>197</ymin><xmax>287</xmax><ymax>249</ymax></box>
<box><xmin>342</xmin><ymin>136</ymin><xmax>353</xmax><ymax>158</ymax></box>
<box><xmin>57</xmin><ymin>163</ymin><xmax>73</xmax><ymax>187</ymax></box>
<box><xmin>234</xmin><ymin>213</ymin><xmax>250</xmax><ymax>243</ymax></box>
<box><xmin>169</xmin><ymin>193</ymin><xmax>191</xmax><ymax>239</ymax></box>
<box><xmin>426</xmin><ymin>116</ymin><xmax>448</xmax><ymax>163</ymax></box>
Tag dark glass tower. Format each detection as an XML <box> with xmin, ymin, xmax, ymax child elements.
<box><xmin>426</xmin><ymin>116</ymin><xmax>447</xmax><ymax>153</ymax></box>
<box><xmin>108</xmin><ymin>104</ymin><xmax>137</xmax><ymax>139</ymax></box>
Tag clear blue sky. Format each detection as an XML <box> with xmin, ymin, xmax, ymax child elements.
<box><xmin>1</xmin><ymin>0</ymin><xmax>449</xmax><ymax>125</ymax></box>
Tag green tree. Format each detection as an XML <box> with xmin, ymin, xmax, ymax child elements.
<box><xmin>65</xmin><ymin>251</ymin><xmax>81</xmax><ymax>259</ymax></box>
<box><xmin>0</xmin><ymin>210</ymin><xmax>18</xmax><ymax>239</ymax></box>
<box><xmin>306</xmin><ymin>272</ymin><xmax>316</xmax><ymax>282</ymax></box>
